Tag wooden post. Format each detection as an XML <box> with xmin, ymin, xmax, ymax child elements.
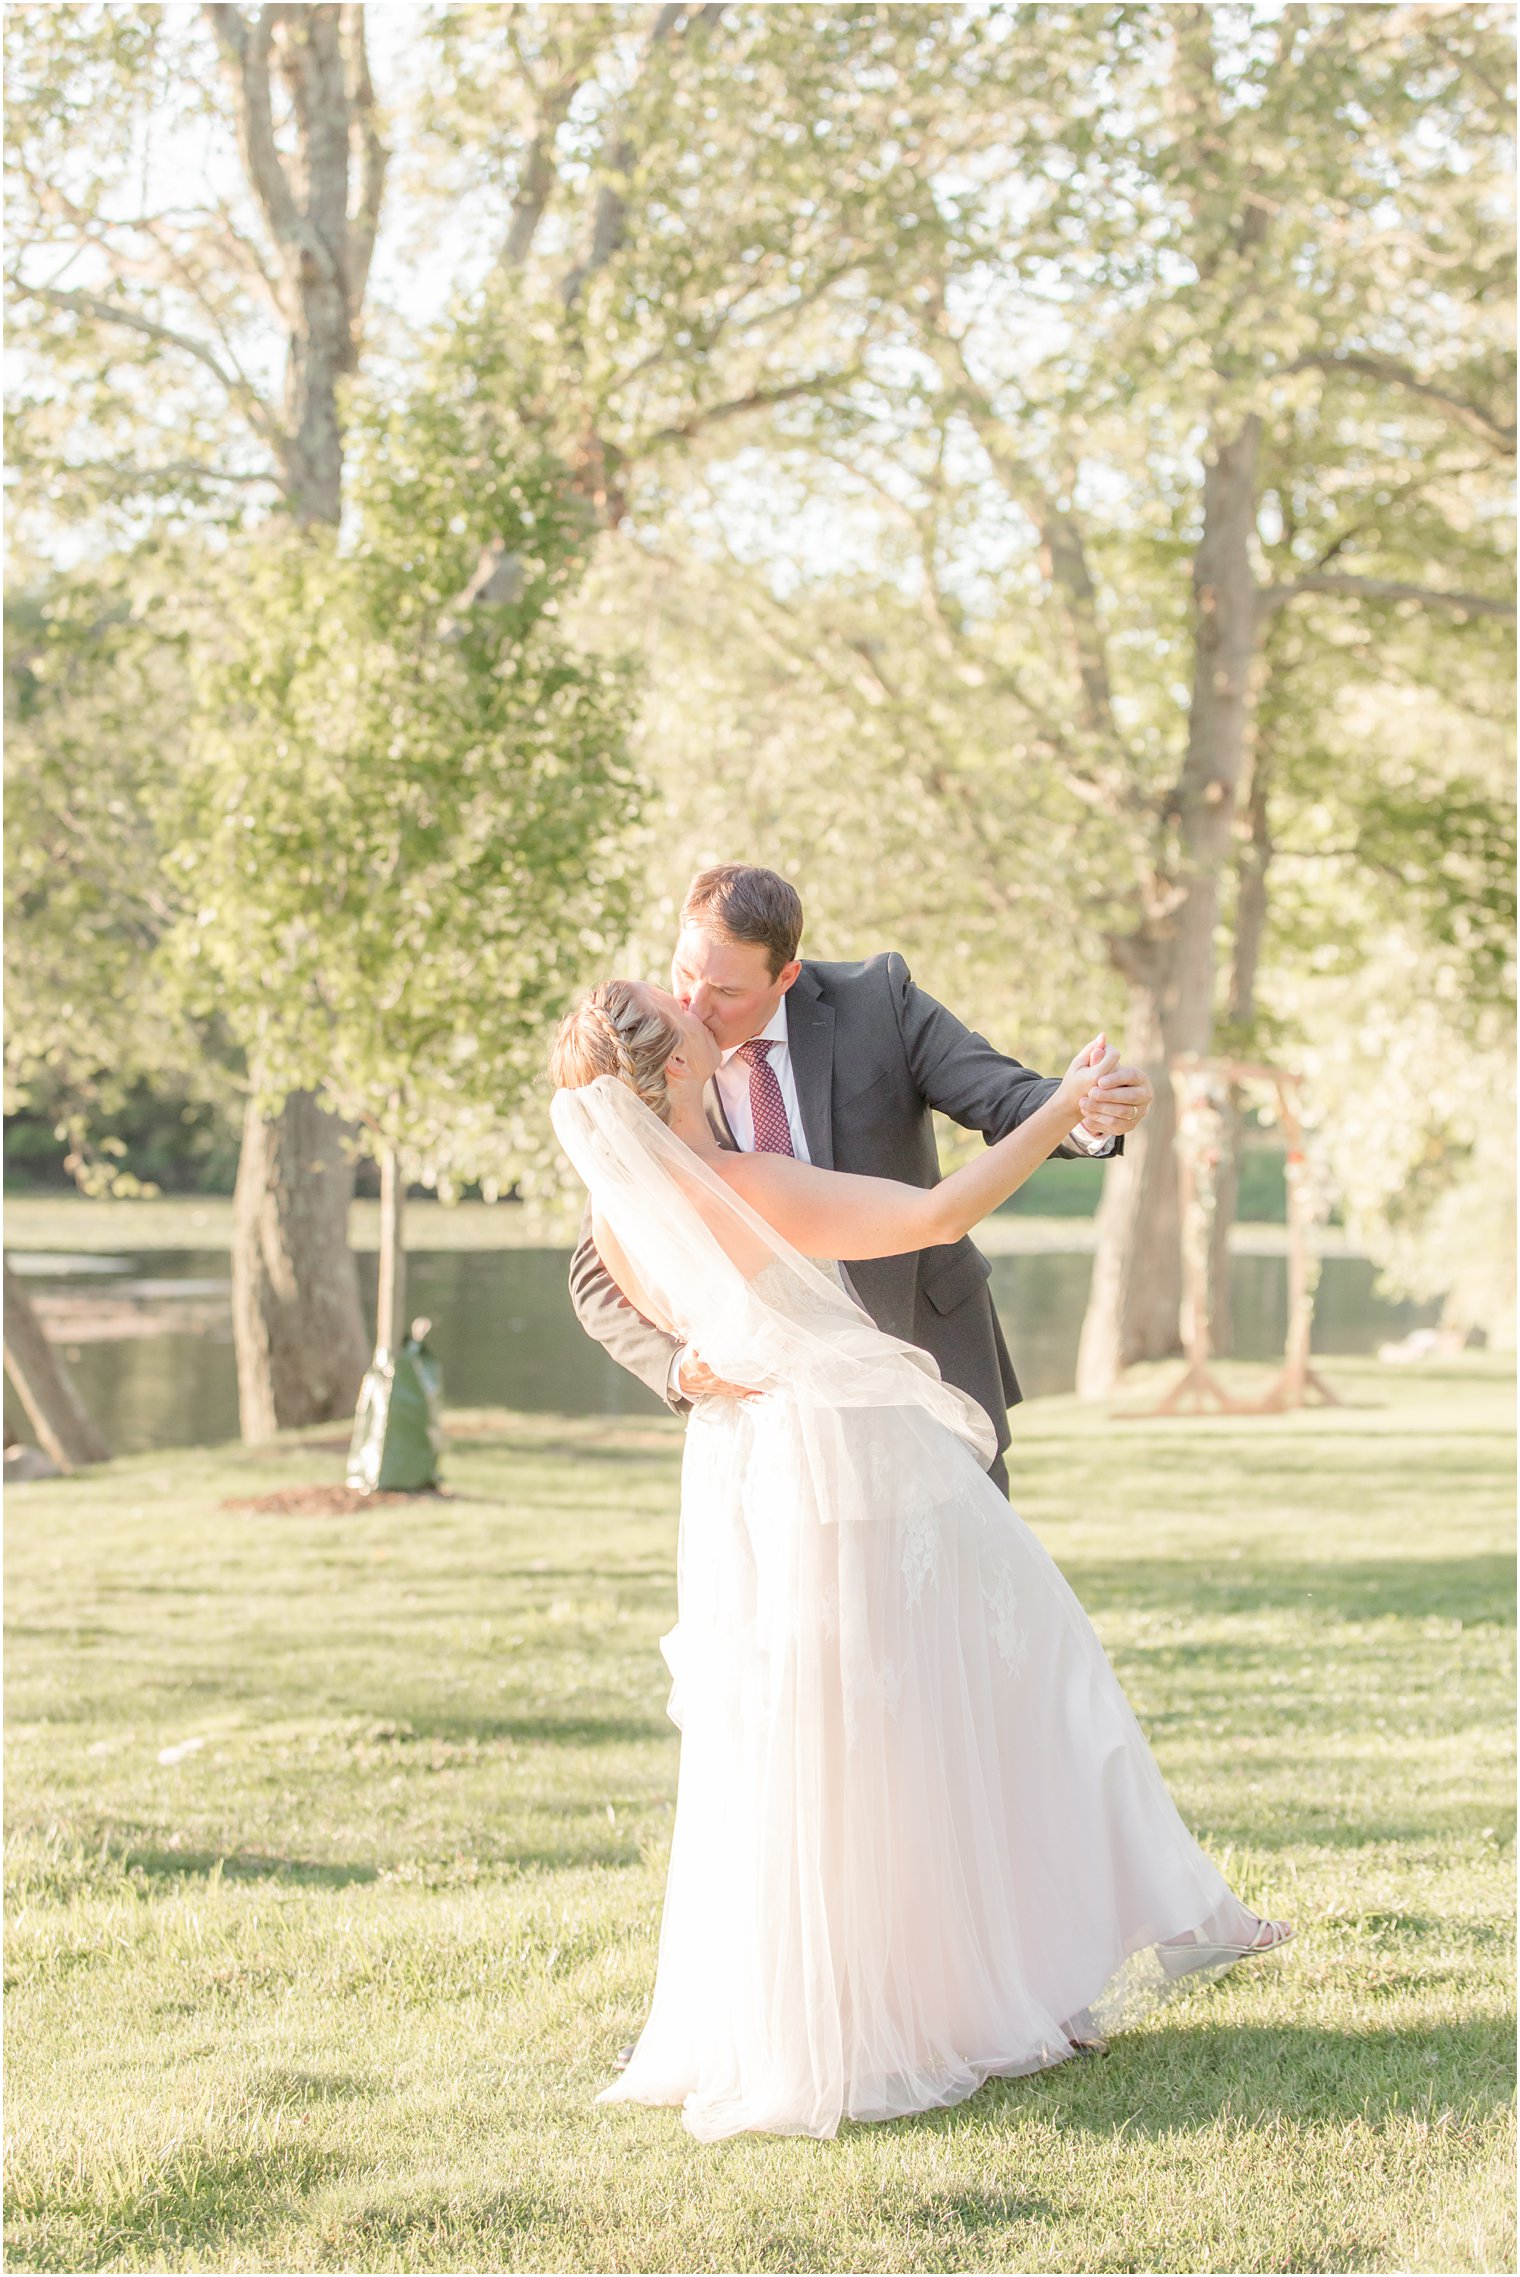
<box><xmin>1256</xmin><ymin>1075</ymin><xmax>1340</xmax><ymax>1412</ymax></box>
<box><xmin>3</xmin><ymin>1256</ymin><xmax>109</xmax><ymax>1470</ymax></box>
<box><xmin>1140</xmin><ymin>1056</ymin><xmax>1341</xmax><ymax>1417</ymax></box>
<box><xmin>1280</xmin><ymin>1080</ymin><xmax>1311</xmax><ymax>1401</ymax></box>
<box><xmin>376</xmin><ymin>1142</ymin><xmax>405</xmax><ymax>1360</ymax></box>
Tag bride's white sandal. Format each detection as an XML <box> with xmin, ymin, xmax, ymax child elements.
<box><xmin>1156</xmin><ymin>1914</ymin><xmax>1295</xmax><ymax>1980</ymax></box>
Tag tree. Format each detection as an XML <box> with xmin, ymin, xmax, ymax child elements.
<box><xmin>1237</xmin><ymin>595</ymin><xmax>1515</xmax><ymax>1350</ymax></box>
<box><xmin>577</xmin><ymin>7</ymin><xmax>1512</xmax><ymax>1249</ymax></box>
<box><xmin>568</xmin><ymin>508</ymin><xmax>1121</xmax><ymax>1073</ymax></box>
<box><xmin>165</xmin><ymin>345</ymin><xmax>641</xmax><ymax>1428</ymax></box>
<box><xmin>1207</xmin><ymin>482</ymin><xmax>1516</xmax><ymax>1348</ymax></box>
<box><xmin>408</xmin><ymin>3</ymin><xmax>1040</xmax><ymax>524</ymax></box>
<box><xmin>880</xmin><ymin>3</ymin><xmax>1515</xmax><ymax>1391</ymax></box>
<box><xmin>492</xmin><ymin>4</ymin><xmax>1512</xmax><ymax>1386</ymax></box>
<box><xmin>7</xmin><ymin>0</ymin><xmax>389</xmax><ymax>1429</ymax></box>
<box><xmin>9</xmin><ymin>1</ymin><xmax>1512</xmax><ymax>1410</ymax></box>
<box><xmin>7</xmin><ymin>0</ymin><xmax>980</xmax><ymax>1417</ymax></box>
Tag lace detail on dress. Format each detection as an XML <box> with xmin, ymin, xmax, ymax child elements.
<box><xmin>750</xmin><ymin>1254</ymin><xmax>852</xmax><ymax>1310</ymax></box>
<box><xmin>899</xmin><ymin>1505</ymin><xmax>943</xmax><ymax>1608</ymax></box>
<box><xmin>840</xmin><ymin>1641</ymin><xmax>906</xmax><ymax>1754</ymax></box>
<box><xmin>982</xmin><ymin>1554</ymin><xmax>1028</xmax><ymax>1678</ymax></box>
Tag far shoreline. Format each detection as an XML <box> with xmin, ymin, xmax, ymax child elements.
<box><xmin>2</xmin><ymin>1191</ymin><xmax>1361</xmax><ymax>1261</ymax></box>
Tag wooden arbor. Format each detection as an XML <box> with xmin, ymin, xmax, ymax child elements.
<box><xmin>3</xmin><ymin>1255</ymin><xmax>110</xmax><ymax>1470</ymax></box>
<box><xmin>1152</xmin><ymin>1056</ymin><xmax>1342</xmax><ymax>1416</ymax></box>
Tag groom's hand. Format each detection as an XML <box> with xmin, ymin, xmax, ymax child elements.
<box><xmin>676</xmin><ymin>1350</ymin><xmax>760</xmax><ymax>1401</ymax></box>
<box><xmin>1077</xmin><ymin>1061</ymin><xmax>1153</xmax><ymax>1140</ymax></box>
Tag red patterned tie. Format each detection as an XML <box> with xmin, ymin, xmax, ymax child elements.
<box><xmin>735</xmin><ymin>1038</ymin><xmax>795</xmax><ymax>1156</ymax></box>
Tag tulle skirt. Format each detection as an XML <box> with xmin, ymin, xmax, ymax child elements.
<box><xmin>599</xmin><ymin>1392</ymin><xmax>1263</xmax><ymax>2141</ymax></box>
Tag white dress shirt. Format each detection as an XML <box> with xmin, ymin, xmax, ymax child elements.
<box><xmin>711</xmin><ymin>994</ymin><xmax>812</xmax><ymax>1162</ymax></box>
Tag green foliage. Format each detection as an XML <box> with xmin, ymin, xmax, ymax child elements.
<box><xmin>3</xmin><ymin>1088</ymin><xmax>241</xmax><ymax>1197</ymax></box>
<box><xmin>569</xmin><ymin>531</ymin><xmax>1125</xmax><ymax>1070</ymax></box>
<box><xmin>4</xmin><ymin>3</ymin><xmax>276</xmax><ymax>536</ymax></box>
<box><xmin>410</xmin><ymin>2</ymin><xmax>999</xmax><ymax>454</ymax></box>
<box><xmin>2</xmin><ymin>554</ymin><xmax>237</xmax><ymax>1193</ymax></box>
<box><xmin>1354</xmin><ymin>783</ymin><xmax>1516</xmax><ymax>1015</ymax></box>
<box><xmin>165</xmin><ymin>370</ymin><xmax>642</xmax><ymax>1190</ymax></box>
<box><xmin>6</xmin><ymin>0</ymin><xmax>1515</xmax><ymax>1277</ymax></box>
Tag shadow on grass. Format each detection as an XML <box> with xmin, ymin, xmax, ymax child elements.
<box><xmin>6</xmin><ymin>2143</ymin><xmax>345</xmax><ymax>2276</ymax></box>
<box><xmin>332</xmin><ymin>2183</ymin><xmax>571</xmax><ymax>2262</ymax></box>
<box><xmin>910</xmin><ymin>2183</ymin><xmax>1064</xmax><ymax>2235</ymax></box>
<box><xmin>433</xmin><ymin>1429</ymin><xmax>678</xmax><ymax>1468</ymax></box>
<box><xmin>499</xmin><ymin>1562</ymin><xmax>674</xmax><ymax>1584</ymax></box>
<box><xmin>123</xmin><ymin>1845</ymin><xmax>378</xmax><ymax>1888</ymax></box>
<box><xmin>476</xmin><ymin>1843</ymin><xmax>648</xmax><ymax>1873</ymax></box>
<box><xmin>1063</xmin><ymin>1553</ymin><xmax>1515</xmax><ymax>1627</ymax></box>
<box><xmin>252</xmin><ymin>2065</ymin><xmax>378</xmax><ymax>2106</ymax></box>
<box><xmin>318</xmin><ymin>2182</ymin><xmax>1059</xmax><ymax>2267</ymax></box>
<box><xmin>910</xmin><ymin>2014</ymin><xmax>1517</xmax><ymax>2143</ymax></box>
<box><xmin>393</xmin><ymin>1710</ymin><xmax>672</xmax><ymax>1748</ymax></box>
<box><xmin>541</xmin><ymin>1442</ymin><xmax>680</xmax><ymax>1467</ymax></box>
<box><xmin>1210</xmin><ymin>1816</ymin><xmax>1515</xmax><ymax>1855</ymax></box>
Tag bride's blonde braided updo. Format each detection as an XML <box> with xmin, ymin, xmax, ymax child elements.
<box><xmin>549</xmin><ymin>980</ymin><xmax>683</xmax><ymax>1123</ymax></box>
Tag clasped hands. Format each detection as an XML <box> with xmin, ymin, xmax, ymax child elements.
<box><xmin>1070</xmin><ymin>1031</ymin><xmax>1153</xmax><ymax>1142</ymax></box>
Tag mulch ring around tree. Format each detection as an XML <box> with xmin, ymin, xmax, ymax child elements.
<box><xmin>220</xmin><ymin>1484</ymin><xmax>450</xmax><ymax>1517</ymax></box>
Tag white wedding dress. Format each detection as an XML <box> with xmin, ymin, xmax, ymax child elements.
<box><xmin>553</xmin><ymin>1079</ymin><xmax>1269</xmax><ymax>2143</ymax></box>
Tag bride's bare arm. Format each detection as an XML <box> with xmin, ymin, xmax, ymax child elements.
<box><xmin>591</xmin><ymin>1206</ymin><xmax>678</xmax><ymax>1333</ymax></box>
<box><xmin>719</xmin><ymin>1037</ymin><xmax>1116</xmax><ymax>1261</ymax></box>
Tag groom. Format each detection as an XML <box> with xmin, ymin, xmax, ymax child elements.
<box><xmin>569</xmin><ymin>864</ymin><xmax>1152</xmax><ymax>1494</ymax></box>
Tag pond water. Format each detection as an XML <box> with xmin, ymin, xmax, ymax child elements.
<box><xmin>6</xmin><ymin>1245</ymin><xmax>1441</xmax><ymax>1459</ymax></box>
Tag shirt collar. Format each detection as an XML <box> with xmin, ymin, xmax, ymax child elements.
<box><xmin>720</xmin><ymin>992</ymin><xmax>790</xmax><ymax>1066</ymax></box>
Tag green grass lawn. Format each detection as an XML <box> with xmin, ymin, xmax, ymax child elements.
<box><xmin>5</xmin><ymin>1357</ymin><xmax>1514</xmax><ymax>2274</ymax></box>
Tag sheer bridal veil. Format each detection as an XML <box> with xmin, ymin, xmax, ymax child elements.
<box><xmin>551</xmin><ymin>1075</ymin><xmax>997</xmax><ymax>1473</ymax></box>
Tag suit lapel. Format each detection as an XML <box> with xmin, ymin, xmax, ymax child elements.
<box><xmin>704</xmin><ymin>1080</ymin><xmax>737</xmax><ymax>1152</ymax></box>
<box><xmin>786</xmin><ymin>968</ymin><xmax>835</xmax><ymax>1171</ymax></box>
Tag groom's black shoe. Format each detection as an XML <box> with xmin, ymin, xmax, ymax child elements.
<box><xmin>614</xmin><ymin>2042</ymin><xmax>635</xmax><ymax>2071</ymax></box>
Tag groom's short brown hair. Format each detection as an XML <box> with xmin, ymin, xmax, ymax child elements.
<box><xmin>680</xmin><ymin>864</ymin><xmax>803</xmax><ymax>977</ymax></box>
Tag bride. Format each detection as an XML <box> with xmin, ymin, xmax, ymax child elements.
<box><xmin>549</xmin><ymin>979</ymin><xmax>1292</xmax><ymax>2143</ymax></box>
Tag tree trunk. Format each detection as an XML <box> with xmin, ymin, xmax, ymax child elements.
<box><xmin>1209</xmin><ymin>709</ymin><xmax>1276</xmax><ymax>1348</ymax></box>
<box><xmin>205</xmin><ymin>4</ymin><xmax>385</xmax><ymax>529</ymax></box>
<box><xmin>276</xmin><ymin>6</ymin><xmax>354</xmax><ymax>526</ymax></box>
<box><xmin>1169</xmin><ymin>414</ymin><xmax>1263</xmax><ymax>1051</ymax></box>
<box><xmin>204</xmin><ymin>6</ymin><xmax>388</xmax><ymax>1431</ymax></box>
<box><xmin>232</xmin><ymin>1088</ymin><xmax>368</xmax><ymax>1441</ymax></box>
<box><xmin>1075</xmin><ymin>978</ymin><xmax>1182</xmax><ymax>1396</ymax></box>
<box><xmin>3</xmin><ymin>1257</ymin><xmax>110</xmax><ymax>1469</ymax></box>
<box><xmin>1077</xmin><ymin>414</ymin><xmax>1264</xmax><ymax>1396</ymax></box>
<box><xmin>375</xmin><ymin>1141</ymin><xmax>405</xmax><ymax>1357</ymax></box>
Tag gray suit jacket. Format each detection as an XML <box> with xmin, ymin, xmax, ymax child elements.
<box><xmin>567</xmin><ymin>953</ymin><xmax>1116</xmax><ymax>1493</ymax></box>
